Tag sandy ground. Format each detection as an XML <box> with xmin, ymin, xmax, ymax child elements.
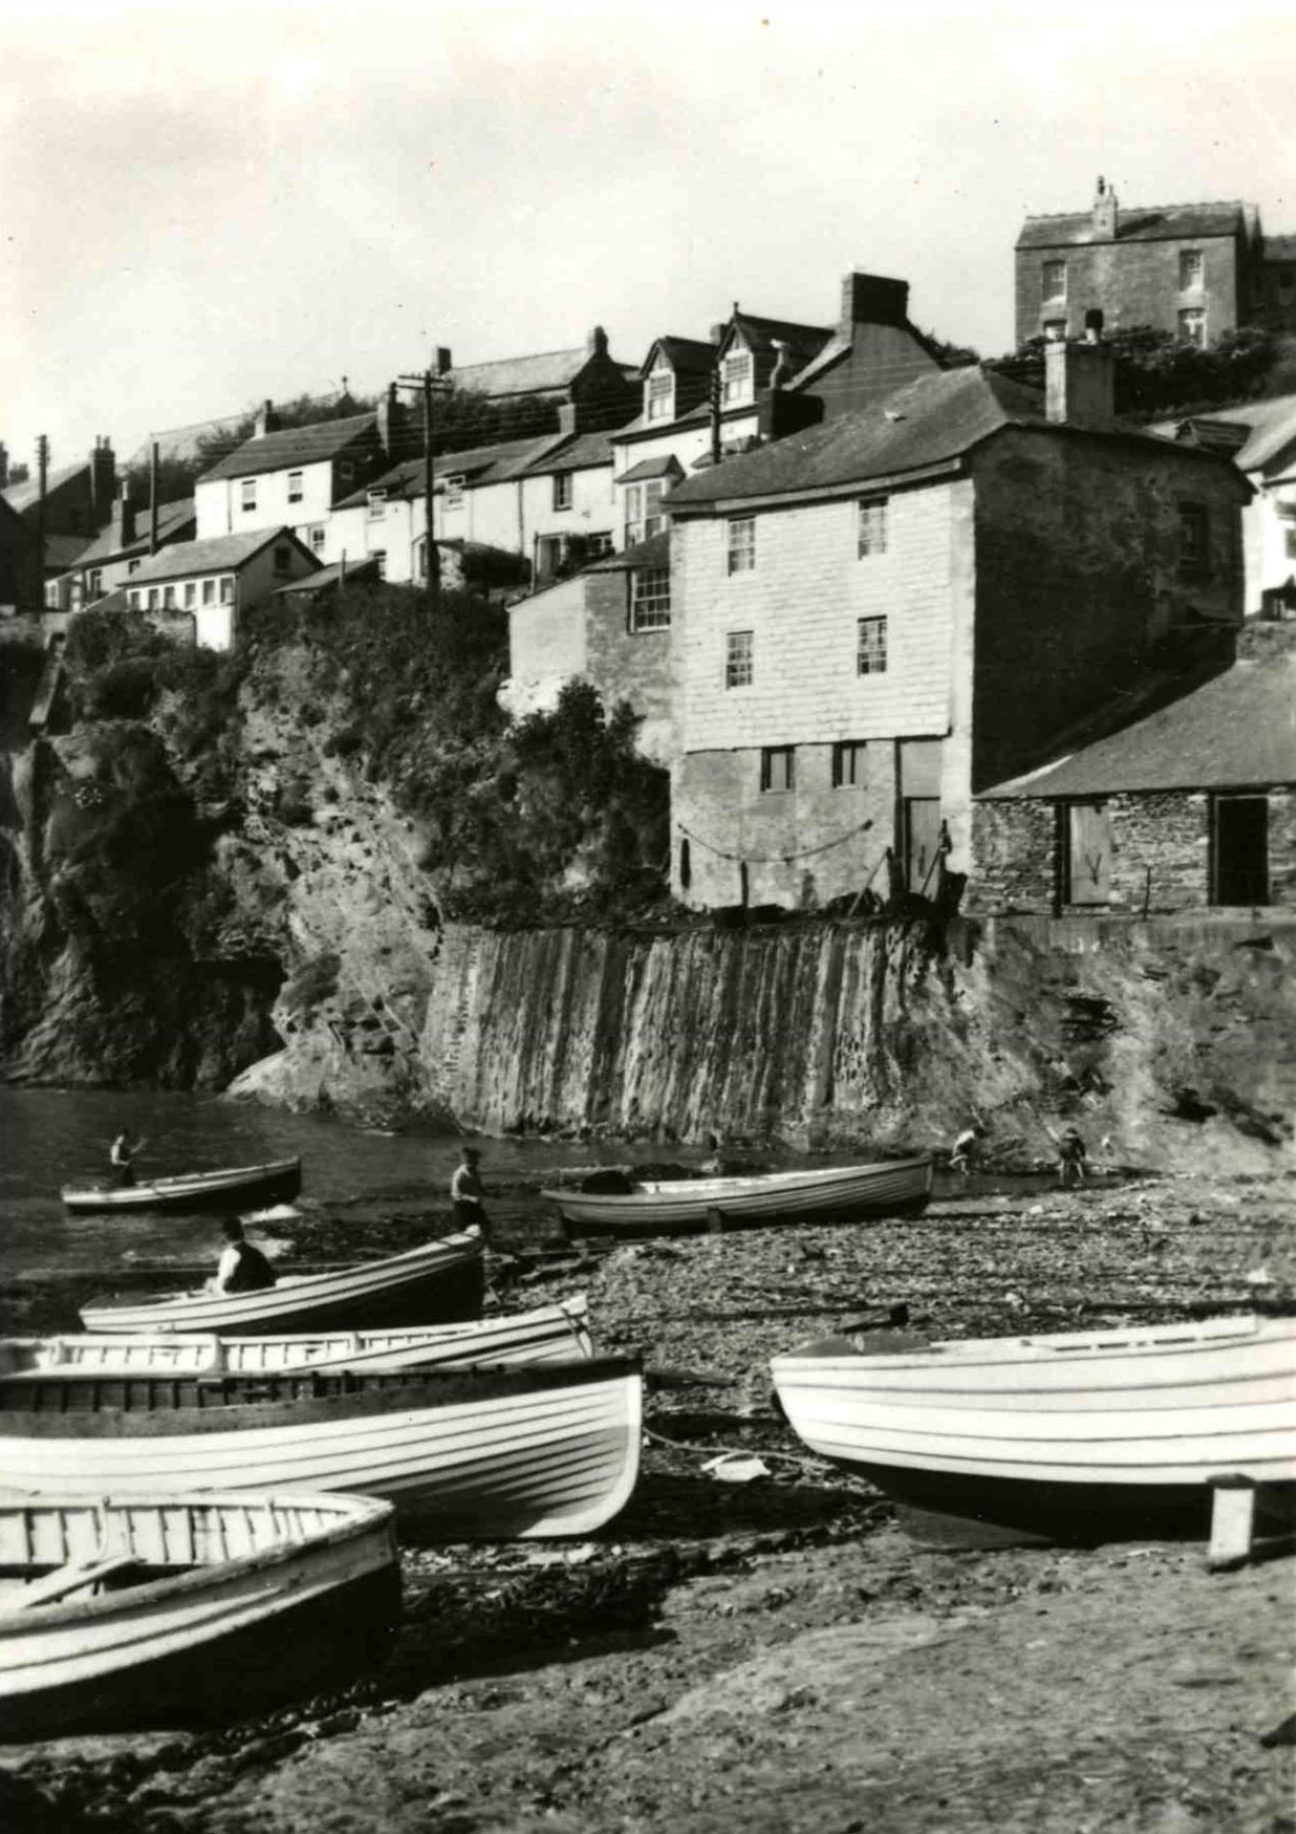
<box><xmin>1</xmin><ymin>1168</ymin><xmax>1293</xmax><ymax>1834</ymax></box>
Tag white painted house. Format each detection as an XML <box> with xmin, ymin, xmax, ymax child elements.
<box><xmin>125</xmin><ymin>527</ymin><xmax>318</xmax><ymax>650</ymax></box>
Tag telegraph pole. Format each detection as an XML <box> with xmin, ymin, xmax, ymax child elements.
<box><xmin>35</xmin><ymin>435</ymin><xmax>49</xmax><ymax>597</ymax></box>
<box><xmin>397</xmin><ymin>348</ymin><xmax>452</xmax><ymax>619</ymax></box>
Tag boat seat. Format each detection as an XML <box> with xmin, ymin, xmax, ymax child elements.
<box><xmin>15</xmin><ymin>1554</ymin><xmax>143</xmax><ymax>1609</ymax></box>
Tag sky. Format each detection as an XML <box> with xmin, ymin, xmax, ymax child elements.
<box><xmin>2</xmin><ymin>0</ymin><xmax>1293</xmax><ymax>474</ymax></box>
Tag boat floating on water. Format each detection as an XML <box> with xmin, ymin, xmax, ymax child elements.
<box><xmin>79</xmin><ymin>1233</ymin><xmax>486</xmax><ymax>1337</ymax></box>
<box><xmin>1</xmin><ymin>1295</ymin><xmax>594</xmax><ymax>1379</ymax></box>
<box><xmin>771</xmin><ymin>1311</ymin><xmax>1296</xmax><ymax>1546</ymax></box>
<box><xmin>0</xmin><ymin>1489</ymin><xmax>399</xmax><ymax>1740</ymax></box>
<box><xmin>0</xmin><ymin>1354</ymin><xmax>644</xmax><ymax>1539</ymax></box>
<box><xmin>544</xmin><ymin>1155</ymin><xmax>933</xmax><ymax>1238</ymax></box>
<box><xmin>61</xmin><ymin>1157</ymin><xmax>303</xmax><ymax>1215</ymax></box>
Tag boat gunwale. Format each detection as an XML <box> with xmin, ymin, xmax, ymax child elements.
<box><xmin>61</xmin><ymin>1158</ymin><xmax>303</xmax><ymax>1207</ymax></box>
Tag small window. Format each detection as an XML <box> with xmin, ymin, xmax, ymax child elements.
<box><xmin>128</xmin><ymin>589</ymin><xmax>141</xmax><ymax>611</ymax></box>
<box><xmin>241</xmin><ymin>479</ymin><xmax>257</xmax><ymax>512</ymax></box>
<box><xmin>372</xmin><ymin>550</ymin><xmax>387</xmax><ymax>579</ymax></box>
<box><xmin>553</xmin><ymin>472</ymin><xmax>573</xmax><ymax>512</ymax></box>
<box><xmin>367</xmin><ymin>490</ymin><xmax>386</xmax><ymax>521</ymax></box>
<box><xmin>1179</xmin><ymin>249</ymin><xmax>1204</xmax><ymax>292</ymax></box>
<box><xmin>587</xmin><ymin>532</ymin><xmax>614</xmax><ymax>558</ymax></box>
<box><xmin>727</xmin><ymin>516</ymin><xmax>756</xmax><ymax>575</ymax></box>
<box><xmin>147</xmin><ymin>588</ymin><xmax>160</xmax><ymax>610</ymax></box>
<box><xmin>722</xmin><ymin>349</ymin><xmax>752</xmax><ymax>404</ymax></box>
<box><xmin>858</xmin><ymin>497</ymin><xmax>888</xmax><ymax>558</ymax></box>
<box><xmin>287</xmin><ymin>470</ymin><xmax>304</xmax><ymax>503</ymax></box>
<box><xmin>127</xmin><ymin>559</ymin><xmax>141</xmax><ymax>574</ymax></box>
<box><xmin>646</xmin><ymin>373</ymin><xmax>673</xmax><ymax>422</ymax></box>
<box><xmin>1041</xmin><ymin>259</ymin><xmax>1066</xmax><ymax>302</ymax></box>
<box><xmin>219</xmin><ymin>576</ymin><xmax>234</xmax><ymax>603</ymax></box>
<box><xmin>273</xmin><ymin>545</ymin><xmax>291</xmax><ymax>573</ymax></box>
<box><xmin>1178</xmin><ymin>307</ymin><xmax>1206</xmax><ymax>347</ymax></box>
<box><xmin>202</xmin><ymin>579</ymin><xmax>215</xmax><ymax>604</ymax></box>
<box><xmin>163</xmin><ymin>585</ymin><xmax>176</xmax><ymax>609</ymax></box>
<box><xmin>725</xmin><ymin>629</ymin><xmax>754</xmax><ymax>689</ymax></box>
<box><xmin>444</xmin><ymin>475</ymin><xmax>464</xmax><ymax>509</ymax></box>
<box><xmin>1178</xmin><ymin>502</ymin><xmax>1209</xmax><ymax>577</ymax></box>
<box><xmin>337</xmin><ymin>461</ymin><xmax>354</xmax><ymax>485</ymax></box>
<box><xmin>857</xmin><ymin>616</ymin><xmax>888</xmax><ymax>675</ymax></box>
<box><xmin>1043</xmin><ymin>318</ymin><xmax>1067</xmax><ymax>341</ymax></box>
<box><xmin>309</xmin><ymin>525</ymin><xmax>326</xmax><ymax>554</ymax></box>
<box><xmin>630</xmin><ymin>567</ymin><xmax>671</xmax><ymax>632</ymax></box>
<box><xmin>832</xmin><ymin>741</ymin><xmax>867</xmax><ymax>788</ymax></box>
<box><xmin>760</xmin><ymin>746</ymin><xmax>795</xmax><ymax>794</ymax></box>
<box><xmin>184</xmin><ymin>582</ymin><xmax>196</xmax><ymax>608</ymax></box>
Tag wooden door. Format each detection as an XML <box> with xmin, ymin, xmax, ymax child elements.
<box><xmin>904</xmin><ymin>798</ymin><xmax>943</xmax><ymax>894</ymax></box>
<box><xmin>1067</xmin><ymin>802</ymin><xmax>1111</xmax><ymax>905</ymax></box>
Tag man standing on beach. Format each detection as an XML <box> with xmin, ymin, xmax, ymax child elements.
<box><xmin>450</xmin><ymin>1145</ymin><xmax>491</xmax><ymax>1241</ymax></box>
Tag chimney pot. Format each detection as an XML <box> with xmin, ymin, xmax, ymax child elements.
<box><xmin>587</xmin><ymin>325</ymin><xmax>608</xmax><ymax>357</ymax></box>
<box><xmin>1045</xmin><ymin>337</ymin><xmax>1115</xmax><ymax>431</ymax></box>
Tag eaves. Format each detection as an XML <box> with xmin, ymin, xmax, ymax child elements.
<box><xmin>667</xmin><ymin>455</ymin><xmax>967</xmax><ymax>518</ymax></box>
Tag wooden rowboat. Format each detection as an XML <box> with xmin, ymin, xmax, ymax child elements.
<box><xmin>0</xmin><ymin>1490</ymin><xmax>399</xmax><ymax>1739</ymax></box>
<box><xmin>544</xmin><ymin>1155</ymin><xmax>933</xmax><ymax>1237</ymax></box>
<box><xmin>1</xmin><ymin>1295</ymin><xmax>594</xmax><ymax>1379</ymax></box>
<box><xmin>771</xmin><ymin>1312</ymin><xmax>1296</xmax><ymax>1546</ymax></box>
<box><xmin>0</xmin><ymin>1355</ymin><xmax>643</xmax><ymax>1539</ymax></box>
<box><xmin>79</xmin><ymin>1233</ymin><xmax>486</xmax><ymax>1337</ymax></box>
<box><xmin>61</xmin><ymin>1157</ymin><xmax>303</xmax><ymax>1215</ymax></box>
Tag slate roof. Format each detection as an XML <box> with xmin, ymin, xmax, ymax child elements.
<box><xmin>448</xmin><ymin>347</ymin><xmax>594</xmax><ymax>400</ymax></box>
<box><xmin>69</xmin><ymin>498</ymin><xmax>195</xmax><ymax>569</ymax></box>
<box><xmin>44</xmin><ymin>533</ymin><xmax>95</xmax><ymax>570</ymax></box>
<box><xmin>617</xmin><ymin>454</ymin><xmax>684</xmax><ymax>485</ymax></box>
<box><xmin>520</xmin><ymin>429</ymin><xmax>616</xmax><ymax>478</ymax></box>
<box><xmin>274</xmin><ymin>557</ymin><xmax>380</xmax><ymax>596</ymax></box>
<box><xmin>1017</xmin><ymin>201</ymin><xmax>1248</xmax><ymax>250</ymax></box>
<box><xmin>726</xmin><ymin>311</ymin><xmax>834</xmax><ymax>390</ymax></box>
<box><xmin>198</xmin><ymin>413</ymin><xmax>378</xmax><ymax>482</ymax></box>
<box><xmin>3</xmin><ymin>462</ymin><xmax>86</xmax><ymax>515</ymax></box>
<box><xmin>645</xmin><ymin>336</ymin><xmax>716</xmax><ymax>379</ymax></box>
<box><xmin>333</xmin><ymin>434</ymin><xmax>556</xmax><ymax>509</ymax></box>
<box><xmin>980</xmin><ymin>658</ymin><xmax>1296</xmax><ymax>798</ymax></box>
<box><xmin>125</xmin><ymin>528</ymin><xmax>309</xmax><ymax>584</ymax></box>
<box><xmin>1260</xmin><ymin>235</ymin><xmax>1296</xmax><ymax>262</ymax></box>
<box><xmin>1171</xmin><ymin>395</ymin><xmax>1296</xmax><ymax>473</ymax></box>
<box><xmin>587</xmin><ymin>531</ymin><xmax>670</xmax><ymax>573</ymax></box>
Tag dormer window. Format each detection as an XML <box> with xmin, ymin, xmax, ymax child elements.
<box><xmin>444</xmin><ymin>475</ymin><xmax>464</xmax><ymax>509</ymax></box>
<box><xmin>646</xmin><ymin>365</ymin><xmax>674</xmax><ymax>423</ymax></box>
<box><xmin>366</xmin><ymin>488</ymin><xmax>387</xmax><ymax>521</ymax></box>
<box><xmin>722</xmin><ymin>348</ymin><xmax>752</xmax><ymax>405</ymax></box>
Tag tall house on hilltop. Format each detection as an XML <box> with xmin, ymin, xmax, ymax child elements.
<box><xmin>1015</xmin><ymin>179</ymin><xmax>1296</xmax><ymax>348</ymax></box>
<box><xmin>444</xmin><ymin>327</ymin><xmax>641</xmax><ymax>436</ymax></box>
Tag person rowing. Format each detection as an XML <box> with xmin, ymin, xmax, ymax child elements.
<box><xmin>108</xmin><ymin>1132</ymin><xmax>146</xmax><ymax>1189</ymax></box>
<box><xmin>208</xmin><ymin>1217</ymin><xmax>277</xmax><ymax>1295</ymax></box>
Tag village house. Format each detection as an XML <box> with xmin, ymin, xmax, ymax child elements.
<box><xmin>1160</xmin><ymin>396</ymin><xmax>1296</xmax><ymax>617</ymax></box>
<box><xmin>443</xmin><ymin>326</ymin><xmax>639</xmax><ymax>436</ymax></box>
<box><xmin>0</xmin><ymin>495</ymin><xmax>42</xmax><ymax>616</ymax></box>
<box><xmin>2</xmin><ymin>437</ymin><xmax>117</xmax><ymax>581</ymax></box>
<box><xmin>974</xmin><ymin>629</ymin><xmax>1296</xmax><ymax>914</ymax></box>
<box><xmin>663</xmin><ymin>337</ymin><xmax>1250</xmax><ymax>912</ymax></box>
<box><xmin>123</xmin><ymin>527</ymin><xmax>318</xmax><ymax>650</ymax></box>
<box><xmin>1015</xmin><ymin>179</ymin><xmax>1296</xmax><ymax>348</ymax></box>
<box><xmin>194</xmin><ymin>395</ymin><xmax>404</xmax><ymax>552</ymax></box>
<box><xmin>501</xmin><ymin>530</ymin><xmax>672</xmax><ymax>760</ymax></box>
<box><xmin>44</xmin><ymin>485</ymin><xmax>196</xmax><ymax>616</ymax></box>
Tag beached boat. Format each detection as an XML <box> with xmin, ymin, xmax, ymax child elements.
<box><xmin>61</xmin><ymin>1157</ymin><xmax>303</xmax><ymax>1215</ymax></box>
<box><xmin>544</xmin><ymin>1155</ymin><xmax>933</xmax><ymax>1237</ymax></box>
<box><xmin>0</xmin><ymin>1354</ymin><xmax>643</xmax><ymax>1538</ymax></box>
<box><xmin>79</xmin><ymin>1233</ymin><xmax>486</xmax><ymax>1337</ymax></box>
<box><xmin>771</xmin><ymin>1312</ymin><xmax>1296</xmax><ymax>1545</ymax></box>
<box><xmin>0</xmin><ymin>1489</ymin><xmax>399</xmax><ymax>1739</ymax></box>
<box><xmin>1</xmin><ymin>1295</ymin><xmax>594</xmax><ymax>1379</ymax></box>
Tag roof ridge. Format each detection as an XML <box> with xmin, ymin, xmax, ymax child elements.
<box><xmin>1023</xmin><ymin>197</ymin><xmax>1249</xmax><ymax>222</ymax></box>
<box><xmin>455</xmin><ymin>343</ymin><xmax>588</xmax><ymax>368</ymax></box>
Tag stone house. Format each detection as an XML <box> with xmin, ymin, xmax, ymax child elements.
<box><xmin>444</xmin><ymin>327</ymin><xmax>639</xmax><ymax>436</ymax></box>
<box><xmin>2</xmin><ymin>438</ymin><xmax>117</xmax><ymax>580</ymax></box>
<box><xmin>974</xmin><ymin>639</ymin><xmax>1296</xmax><ymax>914</ymax></box>
<box><xmin>1014</xmin><ymin>179</ymin><xmax>1296</xmax><ymax>349</ymax></box>
<box><xmin>1160</xmin><ymin>396</ymin><xmax>1296</xmax><ymax>616</ymax></box>
<box><xmin>663</xmin><ymin>339</ymin><xmax>1250</xmax><ymax>912</ymax></box>
<box><xmin>124</xmin><ymin>527</ymin><xmax>318</xmax><ymax>650</ymax></box>
<box><xmin>501</xmin><ymin>531</ymin><xmax>672</xmax><ymax>761</ymax></box>
<box><xmin>194</xmin><ymin>397</ymin><xmax>403</xmax><ymax>554</ymax></box>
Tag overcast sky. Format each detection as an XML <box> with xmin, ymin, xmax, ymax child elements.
<box><xmin>3</xmin><ymin>0</ymin><xmax>1292</xmax><ymax>474</ymax></box>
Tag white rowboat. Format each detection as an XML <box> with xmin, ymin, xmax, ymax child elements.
<box><xmin>61</xmin><ymin>1157</ymin><xmax>303</xmax><ymax>1214</ymax></box>
<box><xmin>0</xmin><ymin>1490</ymin><xmax>398</xmax><ymax>1739</ymax></box>
<box><xmin>771</xmin><ymin>1312</ymin><xmax>1296</xmax><ymax>1545</ymax></box>
<box><xmin>544</xmin><ymin>1156</ymin><xmax>933</xmax><ymax>1237</ymax></box>
<box><xmin>1</xmin><ymin>1295</ymin><xmax>593</xmax><ymax>1379</ymax></box>
<box><xmin>79</xmin><ymin>1233</ymin><xmax>485</xmax><ymax>1337</ymax></box>
<box><xmin>0</xmin><ymin>1357</ymin><xmax>643</xmax><ymax>1539</ymax></box>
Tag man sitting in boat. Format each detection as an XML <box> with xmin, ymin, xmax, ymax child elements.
<box><xmin>209</xmin><ymin>1218</ymin><xmax>277</xmax><ymax>1294</ymax></box>
<box><xmin>450</xmin><ymin>1146</ymin><xmax>491</xmax><ymax>1241</ymax></box>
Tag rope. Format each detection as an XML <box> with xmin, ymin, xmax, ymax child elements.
<box><xmin>676</xmin><ymin>816</ymin><xmax>874</xmax><ymax>866</ymax></box>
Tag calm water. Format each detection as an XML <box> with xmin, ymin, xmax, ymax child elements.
<box><xmin>0</xmin><ymin>1088</ymin><xmax>639</xmax><ymax>1281</ymax></box>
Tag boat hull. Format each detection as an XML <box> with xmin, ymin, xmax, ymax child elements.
<box><xmin>0</xmin><ymin>1357</ymin><xmax>643</xmax><ymax>1540</ymax></box>
<box><xmin>79</xmin><ymin>1234</ymin><xmax>486</xmax><ymax>1337</ymax></box>
<box><xmin>544</xmin><ymin>1155</ymin><xmax>933</xmax><ymax>1237</ymax></box>
<box><xmin>772</xmin><ymin>1313</ymin><xmax>1296</xmax><ymax>1546</ymax></box>
<box><xmin>2</xmin><ymin>1296</ymin><xmax>593</xmax><ymax>1380</ymax></box>
<box><xmin>61</xmin><ymin>1158</ymin><xmax>303</xmax><ymax>1215</ymax></box>
<box><xmin>0</xmin><ymin>1492</ymin><xmax>399</xmax><ymax>1739</ymax></box>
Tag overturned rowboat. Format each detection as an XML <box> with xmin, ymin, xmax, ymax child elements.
<box><xmin>1</xmin><ymin>1295</ymin><xmax>594</xmax><ymax>1379</ymax></box>
<box><xmin>79</xmin><ymin>1233</ymin><xmax>486</xmax><ymax>1337</ymax></box>
<box><xmin>771</xmin><ymin>1312</ymin><xmax>1296</xmax><ymax>1546</ymax></box>
<box><xmin>61</xmin><ymin>1157</ymin><xmax>303</xmax><ymax>1215</ymax></box>
<box><xmin>0</xmin><ymin>1355</ymin><xmax>643</xmax><ymax>1539</ymax></box>
<box><xmin>544</xmin><ymin>1155</ymin><xmax>933</xmax><ymax>1238</ymax></box>
<box><xmin>0</xmin><ymin>1489</ymin><xmax>399</xmax><ymax>1740</ymax></box>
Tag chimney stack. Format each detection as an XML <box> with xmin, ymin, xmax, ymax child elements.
<box><xmin>1092</xmin><ymin>175</ymin><xmax>1118</xmax><ymax>240</ymax></box>
<box><xmin>586</xmin><ymin>325</ymin><xmax>608</xmax><ymax>358</ymax></box>
<box><xmin>376</xmin><ymin>382</ymin><xmax>404</xmax><ymax>457</ymax></box>
<box><xmin>433</xmin><ymin>346</ymin><xmax>452</xmax><ymax>376</ymax></box>
<box><xmin>254</xmin><ymin>399</ymin><xmax>279</xmax><ymax>439</ymax></box>
<box><xmin>709</xmin><ymin>323</ymin><xmax>726</xmax><ymax>346</ymax></box>
<box><xmin>90</xmin><ymin>437</ymin><xmax>116</xmax><ymax>524</ymax></box>
<box><xmin>1045</xmin><ymin>336</ymin><xmax>1115</xmax><ymax>431</ymax></box>
<box><xmin>839</xmin><ymin>272</ymin><xmax>910</xmax><ymax>336</ymax></box>
<box><xmin>113</xmin><ymin>481</ymin><xmax>136</xmax><ymax>549</ymax></box>
<box><xmin>556</xmin><ymin>402</ymin><xmax>577</xmax><ymax>438</ymax></box>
